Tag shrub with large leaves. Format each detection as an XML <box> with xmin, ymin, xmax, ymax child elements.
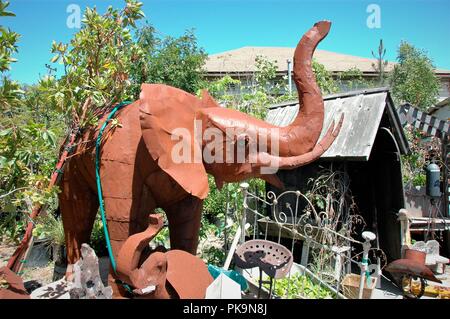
<box><xmin>0</xmin><ymin>2</ymin><xmax>60</xmax><ymax>242</ymax></box>
<box><xmin>46</xmin><ymin>0</ymin><xmax>145</xmax><ymax>129</ymax></box>
<box><xmin>0</xmin><ymin>0</ymin><xmax>22</xmax><ymax>110</ymax></box>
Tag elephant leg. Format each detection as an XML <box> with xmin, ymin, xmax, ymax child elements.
<box><xmin>100</xmin><ymin>160</ymin><xmax>156</xmax><ymax>297</ymax></box>
<box><xmin>164</xmin><ymin>195</ymin><xmax>203</xmax><ymax>255</ymax></box>
<box><xmin>59</xmin><ymin>161</ymin><xmax>99</xmax><ymax>273</ymax></box>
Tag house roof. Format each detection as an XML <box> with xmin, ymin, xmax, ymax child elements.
<box><xmin>205</xmin><ymin>46</ymin><xmax>450</xmax><ymax>77</ymax></box>
<box><xmin>265</xmin><ymin>88</ymin><xmax>409</xmax><ymax>160</ymax></box>
<box><xmin>428</xmin><ymin>97</ymin><xmax>450</xmax><ymax>115</ymax></box>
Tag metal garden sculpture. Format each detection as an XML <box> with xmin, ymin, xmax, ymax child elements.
<box><xmin>56</xmin><ymin>20</ymin><xmax>343</xmax><ymax>298</ymax></box>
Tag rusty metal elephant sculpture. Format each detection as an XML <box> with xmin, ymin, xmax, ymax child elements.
<box><xmin>58</xmin><ymin>20</ymin><xmax>343</xmax><ymax>298</ymax></box>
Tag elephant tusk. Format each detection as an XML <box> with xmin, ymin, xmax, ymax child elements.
<box><xmin>133</xmin><ymin>285</ymin><xmax>156</xmax><ymax>295</ymax></box>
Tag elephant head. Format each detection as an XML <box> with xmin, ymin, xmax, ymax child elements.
<box><xmin>139</xmin><ymin>21</ymin><xmax>343</xmax><ymax>199</ymax></box>
<box><xmin>115</xmin><ymin>214</ymin><xmax>170</xmax><ymax>298</ymax></box>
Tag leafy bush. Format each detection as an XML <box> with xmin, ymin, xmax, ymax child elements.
<box><xmin>89</xmin><ymin>215</ymin><xmax>108</xmax><ymax>257</ymax></box>
<box><xmin>263</xmin><ymin>272</ymin><xmax>335</xmax><ymax>299</ymax></box>
<box><xmin>130</xmin><ymin>25</ymin><xmax>207</xmax><ymax>97</ymax></box>
<box><xmin>0</xmin><ymin>1</ymin><xmax>64</xmax><ymax>242</ymax></box>
<box><xmin>32</xmin><ymin>213</ymin><xmax>65</xmax><ymax>246</ymax></box>
<box><xmin>45</xmin><ymin>1</ymin><xmax>145</xmax><ymax>129</ymax></box>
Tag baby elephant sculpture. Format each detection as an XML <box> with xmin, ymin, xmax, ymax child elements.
<box><xmin>115</xmin><ymin>214</ymin><xmax>213</xmax><ymax>299</ymax></box>
<box><xmin>59</xmin><ymin>20</ymin><xmax>343</xmax><ymax>298</ymax></box>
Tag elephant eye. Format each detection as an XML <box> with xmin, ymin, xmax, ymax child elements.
<box><xmin>236</xmin><ymin>134</ymin><xmax>249</xmax><ymax>147</ymax></box>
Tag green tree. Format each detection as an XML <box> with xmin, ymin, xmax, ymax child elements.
<box><xmin>130</xmin><ymin>25</ymin><xmax>207</xmax><ymax>97</ymax></box>
<box><xmin>390</xmin><ymin>41</ymin><xmax>440</xmax><ymax>110</ymax></box>
<box><xmin>0</xmin><ymin>0</ymin><xmax>22</xmax><ymax>110</ymax></box>
<box><xmin>46</xmin><ymin>1</ymin><xmax>145</xmax><ymax>129</ymax></box>
<box><xmin>0</xmin><ymin>1</ymin><xmax>65</xmax><ymax>242</ymax></box>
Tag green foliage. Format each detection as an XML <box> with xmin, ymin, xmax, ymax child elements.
<box><xmin>200</xmin><ymin>245</ymin><xmax>225</xmax><ymax>266</ymax></box>
<box><xmin>254</xmin><ymin>55</ymin><xmax>278</xmax><ymax>90</ymax></box>
<box><xmin>263</xmin><ymin>273</ymin><xmax>335</xmax><ymax>299</ymax></box>
<box><xmin>312</xmin><ymin>60</ymin><xmax>338</xmax><ymax>95</ymax></box>
<box><xmin>130</xmin><ymin>25</ymin><xmax>207</xmax><ymax>96</ymax></box>
<box><xmin>390</xmin><ymin>41</ymin><xmax>440</xmax><ymax>110</ymax></box>
<box><xmin>401</xmin><ymin>126</ymin><xmax>441</xmax><ymax>187</ymax></box>
<box><xmin>200</xmin><ymin>75</ymin><xmax>240</xmax><ymax>100</ymax></box>
<box><xmin>0</xmin><ymin>85</ymin><xmax>64</xmax><ymax>224</ymax></box>
<box><xmin>337</xmin><ymin>67</ymin><xmax>372</xmax><ymax>92</ymax></box>
<box><xmin>89</xmin><ymin>215</ymin><xmax>108</xmax><ymax>256</ymax></box>
<box><xmin>153</xmin><ymin>226</ymin><xmax>170</xmax><ymax>248</ymax></box>
<box><xmin>200</xmin><ymin>56</ymin><xmax>293</xmax><ymax>121</ymax></box>
<box><xmin>0</xmin><ymin>2</ymin><xmax>64</xmax><ymax>243</ymax></box>
<box><xmin>0</xmin><ymin>1</ymin><xmax>18</xmax><ymax>72</ymax></box>
<box><xmin>46</xmin><ymin>0</ymin><xmax>145</xmax><ymax>128</ymax></box>
<box><xmin>390</xmin><ymin>42</ymin><xmax>441</xmax><ymax>186</ymax></box>
<box><xmin>203</xmin><ymin>176</ymin><xmax>228</xmax><ymax>217</ymax></box>
<box><xmin>32</xmin><ymin>213</ymin><xmax>65</xmax><ymax>246</ymax></box>
<box><xmin>0</xmin><ymin>0</ymin><xmax>22</xmax><ymax>110</ymax></box>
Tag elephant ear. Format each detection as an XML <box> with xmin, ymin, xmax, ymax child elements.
<box><xmin>139</xmin><ymin>84</ymin><xmax>209</xmax><ymax>200</ymax></box>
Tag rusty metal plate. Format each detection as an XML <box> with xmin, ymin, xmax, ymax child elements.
<box><xmin>0</xmin><ymin>266</ymin><xmax>30</xmax><ymax>299</ymax></box>
<box><xmin>166</xmin><ymin>250</ymin><xmax>213</xmax><ymax>299</ymax></box>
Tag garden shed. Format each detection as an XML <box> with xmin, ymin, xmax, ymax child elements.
<box><xmin>264</xmin><ymin>88</ymin><xmax>410</xmax><ymax>263</ymax></box>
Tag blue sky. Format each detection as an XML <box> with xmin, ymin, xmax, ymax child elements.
<box><xmin>3</xmin><ymin>0</ymin><xmax>450</xmax><ymax>84</ymax></box>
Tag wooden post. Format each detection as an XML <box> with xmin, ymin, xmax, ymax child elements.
<box><xmin>398</xmin><ymin>208</ymin><xmax>411</xmax><ymax>258</ymax></box>
<box><xmin>239</xmin><ymin>183</ymin><xmax>249</xmax><ymax>244</ymax></box>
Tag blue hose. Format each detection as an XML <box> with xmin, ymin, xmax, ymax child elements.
<box><xmin>95</xmin><ymin>101</ymin><xmax>132</xmax><ymax>292</ymax></box>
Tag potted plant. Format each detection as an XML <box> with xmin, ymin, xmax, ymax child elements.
<box><xmin>33</xmin><ymin>213</ymin><xmax>66</xmax><ymax>280</ymax></box>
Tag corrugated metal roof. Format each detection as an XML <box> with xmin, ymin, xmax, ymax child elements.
<box><xmin>428</xmin><ymin>97</ymin><xmax>450</xmax><ymax>115</ymax></box>
<box><xmin>265</xmin><ymin>88</ymin><xmax>409</xmax><ymax>161</ymax></box>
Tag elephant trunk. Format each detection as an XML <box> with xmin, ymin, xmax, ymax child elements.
<box><xmin>277</xmin><ymin>21</ymin><xmax>332</xmax><ymax>157</ymax></box>
<box><xmin>258</xmin><ymin>113</ymin><xmax>343</xmax><ymax>170</ymax></box>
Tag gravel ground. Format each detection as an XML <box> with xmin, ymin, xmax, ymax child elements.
<box><xmin>0</xmin><ymin>243</ymin><xmax>16</xmax><ymax>268</ymax></box>
<box><xmin>0</xmin><ymin>242</ymin><xmax>55</xmax><ymax>290</ymax></box>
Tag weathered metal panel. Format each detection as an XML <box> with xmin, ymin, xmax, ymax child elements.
<box><xmin>265</xmin><ymin>92</ymin><xmax>389</xmax><ymax>160</ymax></box>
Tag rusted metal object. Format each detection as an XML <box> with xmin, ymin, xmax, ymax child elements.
<box><xmin>115</xmin><ymin>214</ymin><xmax>170</xmax><ymax>299</ymax></box>
<box><xmin>234</xmin><ymin>239</ymin><xmax>293</xmax><ymax>279</ymax></box>
<box><xmin>386</xmin><ymin>248</ymin><xmax>442</xmax><ymax>299</ymax></box>
<box><xmin>115</xmin><ymin>214</ymin><xmax>212</xmax><ymax>299</ymax></box>
<box><xmin>385</xmin><ymin>259</ymin><xmax>441</xmax><ymax>283</ymax></box>
<box><xmin>166</xmin><ymin>250</ymin><xmax>214</xmax><ymax>299</ymax></box>
<box><xmin>52</xmin><ymin>21</ymin><xmax>342</xmax><ymax>299</ymax></box>
<box><xmin>0</xmin><ymin>267</ymin><xmax>30</xmax><ymax>299</ymax></box>
<box><xmin>234</xmin><ymin>240</ymin><xmax>293</xmax><ymax>298</ymax></box>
